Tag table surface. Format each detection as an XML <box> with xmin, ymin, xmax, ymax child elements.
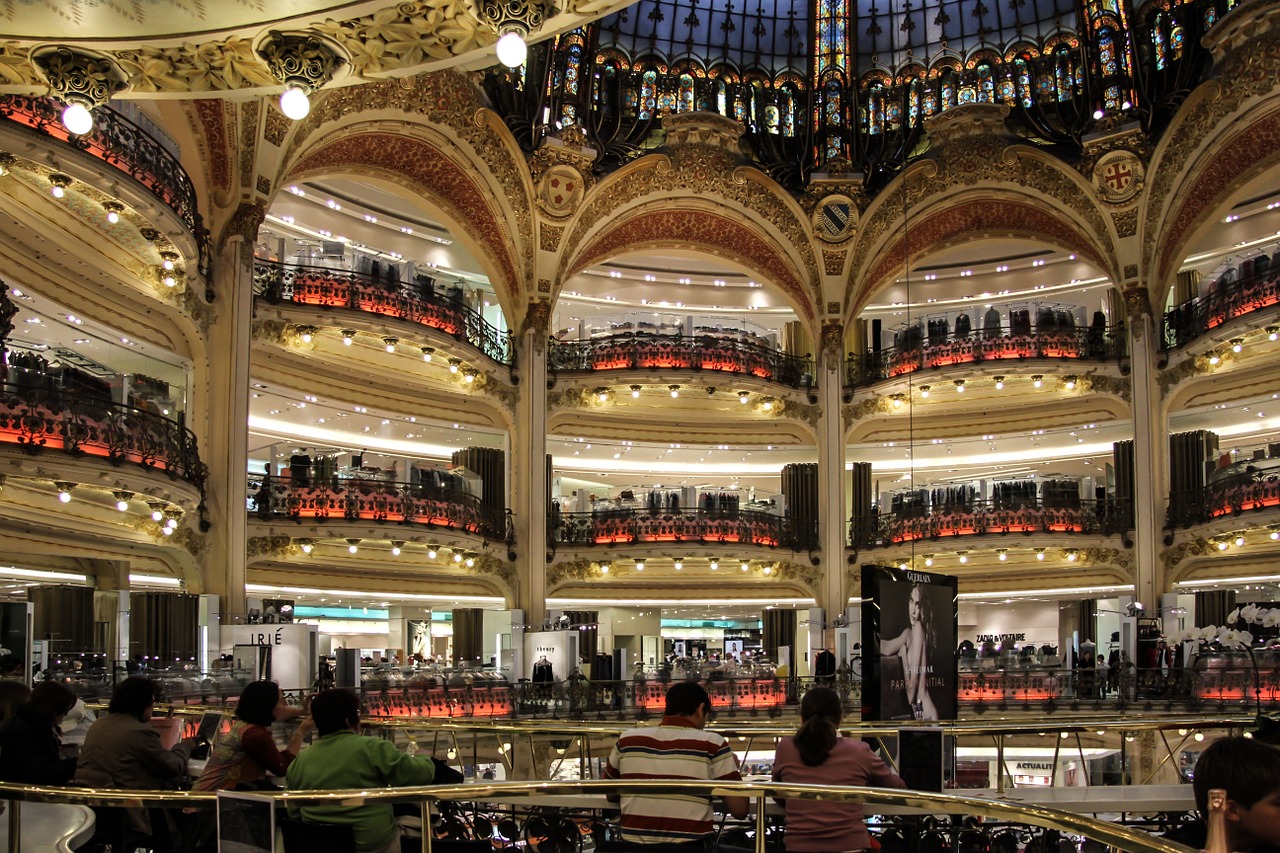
<box><xmin>0</xmin><ymin>801</ymin><xmax>95</xmax><ymax>853</ymax></box>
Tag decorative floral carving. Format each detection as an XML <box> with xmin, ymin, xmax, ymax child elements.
<box><xmin>474</xmin><ymin>372</ymin><xmax>518</xmax><ymax>410</ymax></box>
<box><xmin>823</xmin><ymin>249</ymin><xmax>846</xmax><ymax>275</ymax></box>
<box><xmin>548</xmin><ymin>558</ymin><xmax>607</xmax><ymax>588</ymax></box>
<box><xmin>1123</xmin><ymin>285</ymin><xmax>1152</xmax><ymax>321</ymax></box>
<box><xmin>772</xmin><ymin>560</ymin><xmax>823</xmax><ymax>595</ymax></box>
<box><xmin>191</xmin><ymin>100</ymin><xmax>231</xmax><ymax>193</ymax></box>
<box><xmin>256</xmin><ymin>175</ymin><xmax>272</xmax><ymax>196</ymax></box>
<box><xmin>1162</xmin><ymin>536</ymin><xmax>1215</xmax><ymax>569</ymax></box>
<box><xmin>1080</xmin><ymin>371</ymin><xmax>1131</xmax><ymax>402</ymax></box>
<box><xmin>820</xmin><ymin>320</ymin><xmax>844</xmax><ymax>366</ymax></box>
<box><xmin>844</xmin><ymin>394</ymin><xmax>894</xmax><ymax>424</ymax></box>
<box><xmin>238</xmin><ymin>99</ymin><xmax>259</xmax><ymax>190</ymax></box>
<box><xmin>113</xmin><ymin>37</ymin><xmax>279</xmax><ymax>93</ymax></box>
<box><xmin>540</xmin><ymin>224</ymin><xmax>564</xmax><ymax>252</ymax></box>
<box><xmin>251</xmin><ymin>319</ymin><xmax>291</xmax><ymax>345</ymax></box>
<box><xmin>1158</xmin><ymin>353</ymin><xmax>1216</xmax><ymax>394</ymax></box>
<box><xmin>246</xmin><ymin>535</ymin><xmax>297</xmax><ymax>559</ymax></box>
<box><xmin>1112</xmin><ymin>208</ymin><xmax>1138</xmax><ymax>238</ymax></box>
<box><xmin>466</xmin><ymin>553</ymin><xmax>516</xmax><ymax>588</ymax></box>
<box><xmin>218</xmin><ymin>201</ymin><xmax>266</xmax><ymax>252</ymax></box>
<box><xmin>263</xmin><ymin>106</ymin><xmax>291</xmax><ymax>147</ymax></box>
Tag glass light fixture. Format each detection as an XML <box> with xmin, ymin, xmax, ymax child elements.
<box><xmin>391</xmin><ymin>541</ymin><xmax>404</xmax><ymax>556</ymax></box>
<box><xmin>103</xmin><ymin>201</ymin><xmax>123</xmax><ymax>223</ymax></box>
<box><xmin>341</xmin><ymin>330</ymin><xmax>355</xmax><ymax>345</ymax></box>
<box><xmin>56</xmin><ymin>482</ymin><xmax>74</xmax><ymax>503</ymax></box>
<box><xmin>114</xmin><ymin>491</ymin><xmax>132</xmax><ymax>512</ymax></box>
<box><xmin>421</xmin><ymin>346</ymin><xmax>434</xmax><ymax>362</ymax></box>
<box><xmin>279</xmin><ymin>86</ymin><xmax>311</xmax><ymax>120</ymax></box>
<box><xmin>738</xmin><ymin>391</ymin><xmax>749</xmax><ymax>404</ymax></box>
<box><xmin>49</xmin><ymin>173</ymin><xmax>71</xmax><ymax>198</ymax></box>
<box><xmin>495</xmin><ymin>30</ymin><xmax>529</xmax><ymax>68</ymax></box>
<box><xmin>347</xmin><ymin>538</ymin><xmax>360</xmax><ymax>554</ymax></box>
<box><xmin>631</xmin><ymin>385</ymin><xmax>641</xmax><ymax>398</ymax></box>
<box><xmin>383</xmin><ymin>336</ymin><xmax>398</xmax><ymax>353</ymax></box>
<box><xmin>994</xmin><ymin>376</ymin><xmax>1004</xmax><ymax>390</ymax></box>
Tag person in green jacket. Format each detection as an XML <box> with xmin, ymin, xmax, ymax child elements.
<box><xmin>286</xmin><ymin>688</ymin><xmax>438</xmax><ymax>853</ymax></box>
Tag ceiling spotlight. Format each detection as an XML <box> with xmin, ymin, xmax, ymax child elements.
<box><xmin>890</xmin><ymin>393</ymin><xmax>904</xmax><ymax>409</ymax></box>
<box><xmin>674</xmin><ymin>558</ymin><xmax>683</xmax><ymax>570</ymax></box>
<box><xmin>448</xmin><ymin>358</ymin><xmax>461</xmax><ymax>374</ymax></box>
<box><xmin>383</xmin><ymin>336</ymin><xmax>398</xmax><ymax>353</ymax></box>
<box><xmin>993</xmin><ymin>376</ymin><xmax>1005</xmax><ymax>390</ymax></box>
<box><xmin>279</xmin><ymin>86</ymin><xmax>311</xmax><ymax>120</ymax></box>
<box><xmin>1063</xmin><ymin>376</ymin><xmax>1077</xmax><ymax>390</ymax></box>
<box><xmin>1065</xmin><ymin>548</ymin><xmax>1079</xmax><ymax>561</ymax></box>
<box><xmin>495</xmin><ymin>28</ymin><xmax>530</xmax><ymax>68</ymax></box>
<box><xmin>465</xmin><ymin>555</ymin><xmax>475</xmax><ymax>567</ymax></box>
<box><xmin>164</xmin><ymin>510</ymin><xmax>180</xmax><ymax>530</ymax></box>
<box><xmin>103</xmin><ymin>201</ymin><xmax>124</xmax><ymax>223</ymax></box>
<box><xmin>31</xmin><ymin>47</ymin><xmax>126</xmax><ymax>136</ymax></box>
<box><xmin>762</xmin><ymin>564</ymin><xmax>773</xmax><ymax>575</ymax></box>
<box><xmin>159</xmin><ymin>251</ymin><xmax>179</xmax><ymax>272</ymax></box>
<box><xmin>298</xmin><ymin>326</ymin><xmax>315</xmax><ymax>343</ymax></box>
<box><xmin>631</xmin><ymin>385</ymin><xmax>642</xmax><ymax>398</ymax></box>
<box><xmin>1208</xmin><ymin>352</ymin><xmax>1221</xmax><ymax>365</ymax></box>
<box><xmin>113</xmin><ymin>490</ymin><xmax>133</xmax><ymax>512</ymax></box>
<box><xmin>1032</xmin><ymin>375</ymin><xmax>1043</xmax><ymax>388</ymax></box>
<box><xmin>761</xmin><ymin>399</ymin><xmax>774</xmax><ymax>411</ymax></box>
<box><xmin>1093</xmin><ymin>107</ymin><xmax>1105</xmax><ymax>120</ymax></box>
<box><xmin>635</xmin><ymin>560</ymin><xmax>644</xmax><ymax>571</ymax></box>
<box><xmin>1270</xmin><ymin>527</ymin><xmax>1279</xmax><ymax>541</ymax></box>
<box><xmin>161</xmin><ymin>525</ymin><xmax>174</xmax><ymax>536</ymax></box>
<box><xmin>49</xmin><ymin>173</ymin><xmax>71</xmax><ymax>198</ymax></box>
<box><xmin>741</xmin><ymin>561</ymin><xmax>750</xmax><ymax>572</ymax></box>
<box><xmin>738</xmin><ymin>391</ymin><xmax>749</xmax><ymax>404</ymax></box>
<box><xmin>340</xmin><ymin>329</ymin><xmax>355</xmax><ymax>346</ymax></box>
<box><xmin>426</xmin><ymin>544</ymin><xmax>438</xmax><ymax>559</ymax></box>
<box><xmin>1035</xmin><ymin>548</ymin><xmax>1046</xmax><ymax>561</ymax></box>
<box><xmin>299</xmin><ymin>540</ymin><xmax>314</xmax><ymax>554</ymax></box>
<box><xmin>957</xmin><ymin>551</ymin><xmax>968</xmax><ymax>564</ymax></box>
<box><xmin>421</xmin><ymin>346</ymin><xmax>434</xmax><ymax>362</ymax></box>
<box><xmin>1216</xmin><ymin>538</ymin><xmax>1229</xmax><ymax>551</ymax></box>
<box><xmin>919</xmin><ymin>385</ymin><xmax>930</xmax><ymax>398</ymax></box>
<box><xmin>599</xmin><ymin>563</ymin><xmax>609</xmax><ymax>574</ymax></box>
<box><xmin>596</xmin><ymin>388</ymin><xmax>610</xmax><ymax>403</ymax></box>
<box><xmin>453</xmin><ymin>551</ymin><xmax>463</xmax><ymax>563</ymax></box>
<box><xmin>462</xmin><ymin>369</ymin><xmax>477</xmax><ymax>384</ymax></box>
<box><xmin>1231</xmin><ymin>339</ymin><xmax>1244</xmax><ymax>353</ymax></box>
<box><xmin>997</xmin><ymin>549</ymin><xmax>1008</xmax><ymax>561</ymax></box>
<box><xmin>669</xmin><ymin>385</ymin><xmax>680</xmax><ymax>398</ymax></box>
<box><xmin>923</xmin><ymin>555</ymin><xmax>933</xmax><ymax>567</ymax></box>
<box><xmin>55</xmin><ymin>482</ymin><xmax>74</xmax><ymax>503</ymax></box>
<box><xmin>391</xmin><ymin>541</ymin><xmax>404</xmax><ymax>556</ymax></box>
<box><xmin>1268</xmin><ymin>326</ymin><xmax>1279</xmax><ymax>341</ymax></box>
<box><xmin>149</xmin><ymin>502</ymin><xmax>165</xmax><ymax>522</ymax></box>
<box><xmin>710</xmin><ymin>558</ymin><xmax>719</xmax><ymax>570</ymax></box>
<box><xmin>954</xmin><ymin>379</ymin><xmax>966</xmax><ymax>393</ymax></box>
<box><xmin>346</xmin><ymin>538</ymin><xmax>361</xmax><ymax>554</ymax></box>
<box><xmin>1235</xmin><ymin>534</ymin><xmax>1246</xmax><ymax>547</ymax></box>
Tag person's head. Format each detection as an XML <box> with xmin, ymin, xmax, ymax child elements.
<box><xmin>794</xmin><ymin>686</ymin><xmax>842</xmax><ymax>766</ymax></box>
<box><xmin>108</xmin><ymin>676</ymin><xmax>163</xmax><ymax>721</ymax></box>
<box><xmin>309</xmin><ymin>688</ymin><xmax>361</xmax><ymax>736</ymax></box>
<box><xmin>664</xmin><ymin>681</ymin><xmax>712</xmax><ymax>726</ymax></box>
<box><xmin>0</xmin><ymin>681</ymin><xmax>30</xmax><ymax>724</ymax></box>
<box><xmin>235</xmin><ymin>680</ymin><xmax>284</xmax><ymax>727</ymax></box>
<box><xmin>1193</xmin><ymin>737</ymin><xmax>1280</xmax><ymax>850</ymax></box>
<box><xmin>26</xmin><ymin>681</ymin><xmax>77</xmax><ymax>724</ymax></box>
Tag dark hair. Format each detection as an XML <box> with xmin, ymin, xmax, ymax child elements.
<box><xmin>664</xmin><ymin>681</ymin><xmax>711</xmax><ymax>717</ymax></box>
<box><xmin>235</xmin><ymin>681</ymin><xmax>281</xmax><ymax>727</ymax></box>
<box><xmin>108</xmin><ymin>676</ymin><xmax>162</xmax><ymax>719</ymax></box>
<box><xmin>26</xmin><ymin>681</ymin><xmax>77</xmax><ymax>722</ymax></box>
<box><xmin>1193</xmin><ymin>737</ymin><xmax>1280</xmax><ymax>815</ymax></box>
<box><xmin>0</xmin><ymin>655</ymin><xmax>23</xmax><ymax>676</ymax></box>
<box><xmin>0</xmin><ymin>681</ymin><xmax>30</xmax><ymax>724</ymax></box>
<box><xmin>310</xmin><ymin>688</ymin><xmax>361</xmax><ymax>736</ymax></box>
<box><xmin>794</xmin><ymin>687</ymin><xmax>842</xmax><ymax>766</ymax></box>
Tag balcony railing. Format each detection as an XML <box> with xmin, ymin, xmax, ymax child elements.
<box><xmin>846</xmin><ymin>324</ymin><xmax>1125</xmax><ymax>388</ymax></box>
<box><xmin>0</xmin><ymin>95</ymin><xmax>210</xmax><ymax>277</ymax></box>
<box><xmin>253</xmin><ymin>260</ymin><xmax>514</xmax><ymax>367</ymax></box>
<box><xmin>0</xmin><ymin>382</ymin><xmax>207</xmax><ymax>493</ymax></box>
<box><xmin>550</xmin><ymin>508</ymin><xmax>817</xmax><ymax>550</ymax></box>
<box><xmin>249</xmin><ymin>475</ymin><xmax>514</xmax><ymax>543</ymax></box>
<box><xmin>849</xmin><ymin>497</ymin><xmax>1128</xmax><ymax>548</ymax></box>
<box><xmin>1162</xmin><ymin>264</ymin><xmax>1280</xmax><ymax>351</ymax></box>
<box><xmin>1166</xmin><ymin>476</ymin><xmax>1280</xmax><ymax>528</ymax></box>
<box><xmin>549</xmin><ymin>334</ymin><xmax>814</xmax><ymax>389</ymax></box>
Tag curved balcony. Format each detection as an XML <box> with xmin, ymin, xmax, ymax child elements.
<box><xmin>0</xmin><ymin>382</ymin><xmax>207</xmax><ymax>493</ymax></box>
<box><xmin>846</xmin><ymin>324</ymin><xmax>1125</xmax><ymax>389</ymax></box>
<box><xmin>550</xmin><ymin>508</ymin><xmax>817</xmax><ymax>550</ymax></box>
<box><xmin>253</xmin><ymin>260</ymin><xmax>514</xmax><ymax>367</ymax></box>
<box><xmin>0</xmin><ymin>95</ymin><xmax>209</xmax><ymax>276</ymax></box>
<box><xmin>1166</xmin><ymin>477</ymin><xmax>1280</xmax><ymax>529</ymax></box>
<box><xmin>849</xmin><ymin>497</ymin><xmax>1128</xmax><ymax>548</ymax></box>
<box><xmin>1162</xmin><ymin>264</ymin><xmax>1280</xmax><ymax>351</ymax></box>
<box><xmin>548</xmin><ymin>334</ymin><xmax>814</xmax><ymax>390</ymax></box>
<box><xmin>249</xmin><ymin>475</ymin><xmax>514</xmax><ymax>544</ymax></box>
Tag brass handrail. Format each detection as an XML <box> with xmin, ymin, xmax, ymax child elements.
<box><xmin>0</xmin><ymin>779</ymin><xmax>1200</xmax><ymax>853</ymax></box>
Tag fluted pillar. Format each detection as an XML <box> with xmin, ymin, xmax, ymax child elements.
<box><xmin>197</xmin><ymin>203</ymin><xmax>261</xmax><ymax>615</ymax></box>
<box><xmin>1124</xmin><ymin>288</ymin><xmax>1168</xmax><ymax>610</ymax></box>
<box><xmin>513</xmin><ymin>300</ymin><xmax>551</xmax><ymax>626</ymax></box>
<box><xmin>815</xmin><ymin>321</ymin><xmax>848</xmax><ymax>627</ymax></box>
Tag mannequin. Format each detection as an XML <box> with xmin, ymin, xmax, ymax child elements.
<box><xmin>532</xmin><ymin>655</ymin><xmax>554</xmax><ymax>683</ymax></box>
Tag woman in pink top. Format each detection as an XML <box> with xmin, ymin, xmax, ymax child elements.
<box><xmin>772</xmin><ymin>687</ymin><xmax>906</xmax><ymax>852</ymax></box>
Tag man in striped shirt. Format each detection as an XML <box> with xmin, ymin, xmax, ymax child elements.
<box><xmin>603</xmin><ymin>682</ymin><xmax>749</xmax><ymax>849</ymax></box>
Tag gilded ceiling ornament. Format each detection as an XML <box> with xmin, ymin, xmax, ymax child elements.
<box><xmin>246</xmin><ymin>535</ymin><xmax>299</xmax><ymax>559</ymax></box>
<box><xmin>1111</xmin><ymin>208</ymin><xmax>1138</xmax><ymax>238</ymax></box>
<box><xmin>218</xmin><ymin>200</ymin><xmax>266</xmax><ymax>254</ymax></box>
<box><xmin>1122</xmin><ymin>285</ymin><xmax>1152</xmax><ymax>321</ymax></box>
<box><xmin>1161</xmin><ymin>536</ymin><xmax>1215</xmax><ymax>569</ymax></box>
<box><xmin>113</xmin><ymin>37</ymin><xmax>278</xmax><ymax>94</ymax></box>
<box><xmin>251</xmin><ymin>319</ymin><xmax>292</xmax><ymax>346</ymax></box>
<box><xmin>1079</xmin><ymin>371</ymin><xmax>1130</xmax><ymax>402</ymax></box>
<box><xmin>814</xmin><ymin>195</ymin><xmax>857</xmax><ymax>243</ymax></box>
<box><xmin>1157</xmin><ymin>354</ymin><xmax>1214</xmax><ymax>395</ymax></box>
<box><xmin>255</xmin><ymin>31</ymin><xmax>347</xmax><ymax>96</ymax></box>
<box><xmin>843</xmin><ymin>394</ymin><xmax>893</xmax><ymax>425</ymax></box>
<box><xmin>0</xmin><ymin>42</ymin><xmax>36</xmax><ymax>86</ymax></box>
<box><xmin>547</xmin><ymin>559</ymin><xmax>606</xmax><ymax>588</ymax></box>
<box><xmin>521</xmin><ymin>299</ymin><xmax>552</xmax><ymax>338</ymax></box>
<box><xmin>311</xmin><ymin>1</ymin><xmax>489</xmax><ymax>75</ymax></box>
<box><xmin>539</xmin><ymin>224</ymin><xmax>564</xmax><ymax>252</ymax></box>
<box><xmin>820</xmin><ymin>321</ymin><xmax>844</xmax><ymax>366</ymax></box>
<box><xmin>30</xmin><ymin>46</ymin><xmax>127</xmax><ymax>113</ymax></box>
<box><xmin>1092</xmin><ymin>150</ymin><xmax>1144</xmax><ymax>205</ymax></box>
<box><xmin>771</xmin><ymin>560</ymin><xmax>823</xmax><ymax>596</ymax></box>
<box><xmin>823</xmin><ymin>249</ymin><xmax>846</xmax><ymax>276</ymax></box>
<box><xmin>474</xmin><ymin>372</ymin><xmax>519</xmax><ymax>410</ymax></box>
<box><xmin>465</xmin><ymin>553</ymin><xmax>517</xmax><ymax>588</ymax></box>
<box><xmin>536</xmin><ymin>164</ymin><xmax>586</xmax><ymax>217</ymax></box>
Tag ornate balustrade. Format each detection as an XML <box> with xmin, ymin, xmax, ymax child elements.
<box><xmin>551</xmin><ymin>508</ymin><xmax>816</xmax><ymax>550</ymax></box>
<box><xmin>0</xmin><ymin>95</ymin><xmax>210</xmax><ymax>276</ymax></box>
<box><xmin>253</xmin><ymin>260</ymin><xmax>514</xmax><ymax>366</ymax></box>
<box><xmin>0</xmin><ymin>382</ymin><xmax>207</xmax><ymax>493</ymax></box>
<box><xmin>846</xmin><ymin>324</ymin><xmax>1124</xmax><ymax>388</ymax></box>
<box><xmin>1166</xmin><ymin>475</ymin><xmax>1280</xmax><ymax>528</ymax></box>
<box><xmin>1162</xmin><ymin>265</ymin><xmax>1280</xmax><ymax>351</ymax></box>
<box><xmin>249</xmin><ymin>475</ymin><xmax>514</xmax><ymax>543</ymax></box>
<box><xmin>549</xmin><ymin>334</ymin><xmax>814</xmax><ymax>389</ymax></box>
<box><xmin>849</xmin><ymin>498</ymin><xmax>1126</xmax><ymax>548</ymax></box>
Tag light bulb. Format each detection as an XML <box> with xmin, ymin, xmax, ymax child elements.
<box><xmin>62</xmin><ymin>102</ymin><xmax>94</xmax><ymax>135</ymax></box>
<box><xmin>994</xmin><ymin>378</ymin><xmax>1004</xmax><ymax>390</ymax></box>
<box><xmin>280</xmin><ymin>86</ymin><xmax>311</xmax><ymax>121</ymax></box>
<box><xmin>116</xmin><ymin>499</ymin><xmax>129</xmax><ymax>512</ymax></box>
<box><xmin>163</xmin><ymin>274</ymin><xmax>176</xmax><ymax>287</ymax></box>
<box><xmin>348</xmin><ymin>543</ymin><xmax>358</xmax><ymax>554</ymax></box>
<box><xmin>151</xmin><ymin>509</ymin><xmax>164</xmax><ymax>522</ymax></box>
<box><xmin>162</xmin><ymin>257</ymin><xmax>176</xmax><ymax>272</ymax></box>
<box><xmin>391</xmin><ymin>546</ymin><xmax>401</xmax><ymax>556</ymax></box>
<box><xmin>301</xmin><ymin>543</ymin><xmax>314</xmax><ymax>554</ymax></box>
<box><xmin>998</xmin><ymin>551</ymin><xmax>1007</xmax><ymax>561</ymax></box>
<box><xmin>58</xmin><ymin>490</ymin><xmax>71</xmax><ymax>503</ymax></box>
<box><xmin>958</xmin><ymin>553</ymin><xmax>968</xmax><ymax>564</ymax></box>
<box><xmin>465</xmin><ymin>557</ymin><xmax>475</xmax><ymax>567</ymax></box>
<box><xmin>635</xmin><ymin>561</ymin><xmax>644</xmax><ymax>571</ymax></box>
<box><xmin>710</xmin><ymin>559</ymin><xmax>719</xmax><ymax>570</ymax></box>
<box><xmin>674</xmin><ymin>560</ymin><xmax>683</xmax><ymax>570</ymax></box>
<box><xmin>301</xmin><ymin>332</ymin><xmax>312</xmax><ymax>343</ymax></box>
<box><xmin>1093</xmin><ymin>108</ymin><xmax>1105</xmax><ymax>120</ymax></box>
<box><xmin>162</xmin><ymin>526</ymin><xmax>174</xmax><ymax>536</ymax></box>
<box><xmin>739</xmin><ymin>392</ymin><xmax>749</xmax><ymax>404</ymax></box>
<box><xmin>106</xmin><ymin>209</ymin><xmax>120</xmax><ymax>224</ymax></box>
<box><xmin>166</xmin><ymin>517</ymin><xmax>178</xmax><ymax>529</ymax></box>
<box><xmin>495</xmin><ymin>31</ymin><xmax>528</xmax><ymax>68</ymax></box>
<box><xmin>51</xmin><ymin>184</ymin><xmax>65</xmax><ymax>199</ymax></box>
<box><xmin>427</xmin><ymin>547</ymin><xmax>437</xmax><ymax>559</ymax></box>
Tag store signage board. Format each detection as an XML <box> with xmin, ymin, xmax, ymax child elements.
<box><xmin>861</xmin><ymin>565</ymin><xmax>958</xmax><ymax>722</ymax></box>
<box><xmin>223</xmin><ymin>624</ymin><xmax>316</xmax><ymax>692</ymax></box>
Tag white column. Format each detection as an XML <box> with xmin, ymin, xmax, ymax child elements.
<box><xmin>816</xmin><ymin>325</ymin><xmax>848</xmax><ymax>630</ymax></box>
<box><xmin>513</xmin><ymin>319</ymin><xmax>549</xmax><ymax>627</ymax></box>
<box><xmin>1127</xmin><ymin>312</ymin><xmax>1167</xmax><ymax>610</ymax></box>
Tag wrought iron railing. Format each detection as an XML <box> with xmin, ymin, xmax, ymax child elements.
<box><xmin>849</xmin><ymin>497</ymin><xmax>1128</xmax><ymax>548</ymax></box>
<box><xmin>550</xmin><ymin>508</ymin><xmax>817</xmax><ymax>551</ymax></box>
<box><xmin>549</xmin><ymin>334</ymin><xmax>814</xmax><ymax>389</ymax></box>
<box><xmin>253</xmin><ymin>260</ymin><xmax>515</xmax><ymax>367</ymax></box>
<box><xmin>846</xmin><ymin>324</ymin><xmax>1125</xmax><ymax>388</ymax></box>
<box><xmin>1162</xmin><ymin>265</ymin><xmax>1280</xmax><ymax>351</ymax></box>
<box><xmin>0</xmin><ymin>95</ymin><xmax>210</xmax><ymax>277</ymax></box>
<box><xmin>1166</xmin><ymin>476</ymin><xmax>1280</xmax><ymax>528</ymax></box>
<box><xmin>249</xmin><ymin>475</ymin><xmax>514</xmax><ymax>543</ymax></box>
<box><xmin>0</xmin><ymin>382</ymin><xmax>207</xmax><ymax>493</ymax></box>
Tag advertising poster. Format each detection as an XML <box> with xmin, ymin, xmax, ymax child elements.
<box><xmin>862</xmin><ymin>565</ymin><xmax>958</xmax><ymax>721</ymax></box>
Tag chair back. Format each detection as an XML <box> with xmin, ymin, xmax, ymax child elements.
<box><xmin>279</xmin><ymin>815</ymin><xmax>357</xmax><ymax>853</ymax></box>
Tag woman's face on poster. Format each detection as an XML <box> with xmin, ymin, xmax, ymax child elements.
<box><xmin>909</xmin><ymin>585</ymin><xmax>922</xmax><ymax>625</ymax></box>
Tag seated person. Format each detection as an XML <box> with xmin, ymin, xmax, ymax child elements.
<box><xmin>74</xmin><ymin>677</ymin><xmax>197</xmax><ymax>836</ymax></box>
<box><xmin>286</xmin><ymin>688</ymin><xmax>440</xmax><ymax>853</ymax></box>
<box><xmin>602</xmin><ymin>681</ymin><xmax>749</xmax><ymax>848</ymax></box>
<box><xmin>1165</xmin><ymin>736</ymin><xmax>1280</xmax><ymax>853</ymax></box>
<box><xmin>0</xmin><ymin>681</ymin><xmax>78</xmax><ymax>784</ymax></box>
<box><xmin>195</xmin><ymin>680</ymin><xmax>312</xmax><ymax>792</ymax></box>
